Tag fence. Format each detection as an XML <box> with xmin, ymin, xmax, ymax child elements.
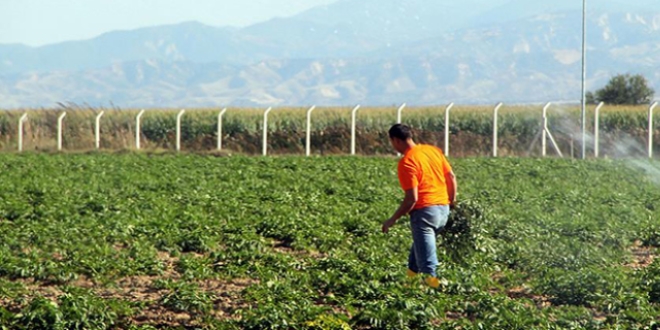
<box><xmin>1</xmin><ymin>102</ymin><xmax>659</xmax><ymax>158</ymax></box>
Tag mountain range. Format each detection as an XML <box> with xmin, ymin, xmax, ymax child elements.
<box><xmin>1</xmin><ymin>0</ymin><xmax>659</xmax><ymax>108</ymax></box>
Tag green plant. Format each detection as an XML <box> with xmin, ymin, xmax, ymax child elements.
<box><xmin>159</xmin><ymin>281</ymin><xmax>213</xmax><ymax>315</ymax></box>
<box><xmin>1</xmin><ymin>154</ymin><xmax>659</xmax><ymax>328</ymax></box>
<box><xmin>588</xmin><ymin>73</ymin><xmax>655</xmax><ymax>105</ymax></box>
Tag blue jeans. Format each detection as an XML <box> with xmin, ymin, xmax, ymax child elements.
<box><xmin>408</xmin><ymin>205</ymin><xmax>450</xmax><ymax>277</ymax></box>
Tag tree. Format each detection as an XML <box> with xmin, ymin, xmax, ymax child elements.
<box><xmin>588</xmin><ymin>74</ymin><xmax>655</xmax><ymax>105</ymax></box>
<box><xmin>585</xmin><ymin>91</ymin><xmax>596</xmax><ymax>104</ymax></box>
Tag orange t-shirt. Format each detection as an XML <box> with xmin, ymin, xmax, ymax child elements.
<box><xmin>397</xmin><ymin>144</ymin><xmax>453</xmax><ymax>210</ymax></box>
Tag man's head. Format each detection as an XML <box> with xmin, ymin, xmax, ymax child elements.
<box><xmin>388</xmin><ymin>124</ymin><xmax>415</xmax><ymax>154</ymax></box>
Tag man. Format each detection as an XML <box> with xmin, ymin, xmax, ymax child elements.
<box><xmin>382</xmin><ymin>124</ymin><xmax>457</xmax><ymax>288</ymax></box>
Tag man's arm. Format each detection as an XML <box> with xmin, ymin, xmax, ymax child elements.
<box><xmin>445</xmin><ymin>170</ymin><xmax>457</xmax><ymax>207</ymax></box>
<box><xmin>382</xmin><ymin>187</ymin><xmax>418</xmax><ymax>233</ymax></box>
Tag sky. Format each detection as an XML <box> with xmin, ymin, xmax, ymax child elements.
<box><xmin>0</xmin><ymin>0</ymin><xmax>338</xmax><ymax>46</ymax></box>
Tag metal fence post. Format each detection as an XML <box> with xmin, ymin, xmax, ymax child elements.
<box><xmin>305</xmin><ymin>105</ymin><xmax>317</xmax><ymax>156</ymax></box>
<box><xmin>396</xmin><ymin>103</ymin><xmax>407</xmax><ymax>124</ymax></box>
<box><xmin>492</xmin><ymin>102</ymin><xmax>503</xmax><ymax>157</ymax></box>
<box><xmin>57</xmin><ymin>112</ymin><xmax>67</xmax><ymax>151</ymax></box>
<box><xmin>350</xmin><ymin>105</ymin><xmax>361</xmax><ymax>155</ymax></box>
<box><xmin>18</xmin><ymin>113</ymin><xmax>28</xmax><ymax>152</ymax></box>
<box><xmin>593</xmin><ymin>102</ymin><xmax>604</xmax><ymax>158</ymax></box>
<box><xmin>136</xmin><ymin>109</ymin><xmax>145</xmax><ymax>150</ymax></box>
<box><xmin>217</xmin><ymin>108</ymin><xmax>227</xmax><ymax>151</ymax></box>
<box><xmin>650</xmin><ymin>102</ymin><xmax>659</xmax><ymax>159</ymax></box>
<box><xmin>444</xmin><ymin>103</ymin><xmax>454</xmax><ymax>155</ymax></box>
<box><xmin>176</xmin><ymin>109</ymin><xmax>186</xmax><ymax>152</ymax></box>
<box><xmin>262</xmin><ymin>107</ymin><xmax>273</xmax><ymax>156</ymax></box>
<box><xmin>95</xmin><ymin>111</ymin><xmax>105</xmax><ymax>150</ymax></box>
<box><xmin>542</xmin><ymin>102</ymin><xmax>552</xmax><ymax>157</ymax></box>
<box><xmin>541</xmin><ymin>102</ymin><xmax>564</xmax><ymax>158</ymax></box>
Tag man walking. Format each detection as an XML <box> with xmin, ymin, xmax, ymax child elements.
<box><xmin>382</xmin><ymin>124</ymin><xmax>457</xmax><ymax>288</ymax></box>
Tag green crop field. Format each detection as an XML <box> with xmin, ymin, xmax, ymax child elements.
<box><xmin>1</xmin><ymin>154</ymin><xmax>660</xmax><ymax>329</ymax></box>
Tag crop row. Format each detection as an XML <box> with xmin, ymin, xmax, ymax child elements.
<box><xmin>1</xmin><ymin>154</ymin><xmax>659</xmax><ymax>328</ymax></box>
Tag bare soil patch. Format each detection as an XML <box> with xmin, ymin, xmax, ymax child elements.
<box><xmin>271</xmin><ymin>240</ymin><xmax>327</xmax><ymax>259</ymax></box>
<box><xmin>626</xmin><ymin>241</ymin><xmax>656</xmax><ymax>269</ymax></box>
<box><xmin>0</xmin><ymin>251</ymin><xmax>258</xmax><ymax>327</ymax></box>
<box><xmin>506</xmin><ymin>286</ymin><xmax>552</xmax><ymax>308</ymax></box>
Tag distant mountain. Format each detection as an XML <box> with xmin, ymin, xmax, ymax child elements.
<box><xmin>473</xmin><ymin>0</ymin><xmax>658</xmax><ymax>26</ymax></box>
<box><xmin>1</xmin><ymin>0</ymin><xmax>659</xmax><ymax>108</ymax></box>
<box><xmin>286</xmin><ymin>0</ymin><xmax>506</xmax><ymax>44</ymax></box>
<box><xmin>394</xmin><ymin>10</ymin><xmax>660</xmax><ymax>62</ymax></box>
<box><xmin>0</xmin><ymin>0</ymin><xmax>512</xmax><ymax>75</ymax></box>
<box><xmin>1</xmin><ymin>22</ymin><xmax>255</xmax><ymax>75</ymax></box>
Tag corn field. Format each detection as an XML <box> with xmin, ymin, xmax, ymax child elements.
<box><xmin>0</xmin><ymin>104</ymin><xmax>657</xmax><ymax>157</ymax></box>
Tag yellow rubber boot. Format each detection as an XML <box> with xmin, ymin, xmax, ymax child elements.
<box><xmin>406</xmin><ymin>269</ymin><xmax>418</xmax><ymax>278</ymax></box>
<box><xmin>425</xmin><ymin>276</ymin><xmax>440</xmax><ymax>289</ymax></box>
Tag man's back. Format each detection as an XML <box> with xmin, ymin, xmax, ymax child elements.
<box><xmin>398</xmin><ymin>144</ymin><xmax>453</xmax><ymax>209</ymax></box>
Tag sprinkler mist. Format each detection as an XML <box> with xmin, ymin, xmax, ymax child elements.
<box><xmin>544</xmin><ymin>104</ymin><xmax>660</xmax><ymax>185</ymax></box>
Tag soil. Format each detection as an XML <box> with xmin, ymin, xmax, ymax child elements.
<box><xmin>626</xmin><ymin>240</ymin><xmax>656</xmax><ymax>269</ymax></box>
<box><xmin>0</xmin><ymin>251</ymin><xmax>258</xmax><ymax>328</ymax></box>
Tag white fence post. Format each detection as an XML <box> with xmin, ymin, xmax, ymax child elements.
<box><xmin>542</xmin><ymin>102</ymin><xmax>552</xmax><ymax>157</ymax></box>
<box><xmin>650</xmin><ymin>102</ymin><xmax>659</xmax><ymax>159</ymax></box>
<box><xmin>350</xmin><ymin>105</ymin><xmax>361</xmax><ymax>155</ymax></box>
<box><xmin>492</xmin><ymin>102</ymin><xmax>503</xmax><ymax>157</ymax></box>
<box><xmin>395</xmin><ymin>103</ymin><xmax>407</xmax><ymax>156</ymax></box>
<box><xmin>176</xmin><ymin>109</ymin><xmax>186</xmax><ymax>152</ymax></box>
<box><xmin>136</xmin><ymin>109</ymin><xmax>145</xmax><ymax>150</ymax></box>
<box><xmin>217</xmin><ymin>108</ymin><xmax>227</xmax><ymax>150</ymax></box>
<box><xmin>396</xmin><ymin>103</ymin><xmax>407</xmax><ymax>124</ymax></box>
<box><xmin>95</xmin><ymin>111</ymin><xmax>105</xmax><ymax>150</ymax></box>
<box><xmin>305</xmin><ymin>105</ymin><xmax>317</xmax><ymax>156</ymax></box>
<box><xmin>262</xmin><ymin>107</ymin><xmax>273</xmax><ymax>156</ymax></box>
<box><xmin>444</xmin><ymin>103</ymin><xmax>455</xmax><ymax>156</ymax></box>
<box><xmin>541</xmin><ymin>102</ymin><xmax>564</xmax><ymax>158</ymax></box>
<box><xmin>57</xmin><ymin>112</ymin><xmax>67</xmax><ymax>151</ymax></box>
<box><xmin>593</xmin><ymin>102</ymin><xmax>604</xmax><ymax>158</ymax></box>
<box><xmin>18</xmin><ymin>113</ymin><xmax>28</xmax><ymax>152</ymax></box>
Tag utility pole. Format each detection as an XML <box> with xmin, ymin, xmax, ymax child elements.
<box><xmin>581</xmin><ymin>0</ymin><xmax>587</xmax><ymax>159</ymax></box>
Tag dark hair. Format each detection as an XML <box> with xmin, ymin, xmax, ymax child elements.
<box><xmin>388</xmin><ymin>124</ymin><xmax>413</xmax><ymax>140</ymax></box>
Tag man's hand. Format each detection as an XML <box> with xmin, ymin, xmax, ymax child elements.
<box><xmin>445</xmin><ymin>171</ymin><xmax>457</xmax><ymax>210</ymax></box>
<box><xmin>383</xmin><ymin>188</ymin><xmax>417</xmax><ymax>234</ymax></box>
<box><xmin>382</xmin><ymin>218</ymin><xmax>397</xmax><ymax>233</ymax></box>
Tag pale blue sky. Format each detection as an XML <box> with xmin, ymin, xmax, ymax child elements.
<box><xmin>0</xmin><ymin>0</ymin><xmax>338</xmax><ymax>46</ymax></box>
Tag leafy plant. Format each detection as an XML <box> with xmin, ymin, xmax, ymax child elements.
<box><xmin>1</xmin><ymin>154</ymin><xmax>659</xmax><ymax>328</ymax></box>
<box><xmin>159</xmin><ymin>281</ymin><xmax>213</xmax><ymax>315</ymax></box>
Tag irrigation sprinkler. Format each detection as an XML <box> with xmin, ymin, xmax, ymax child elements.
<box><xmin>217</xmin><ymin>108</ymin><xmax>227</xmax><ymax>151</ymax></box>
<box><xmin>262</xmin><ymin>107</ymin><xmax>273</xmax><ymax>156</ymax></box>
<box><xmin>95</xmin><ymin>111</ymin><xmax>105</xmax><ymax>150</ymax></box>
<box><xmin>492</xmin><ymin>102</ymin><xmax>504</xmax><ymax>157</ymax></box>
<box><xmin>444</xmin><ymin>103</ymin><xmax>455</xmax><ymax>156</ymax></box>
<box><xmin>176</xmin><ymin>109</ymin><xmax>186</xmax><ymax>152</ymax></box>
<box><xmin>57</xmin><ymin>112</ymin><xmax>67</xmax><ymax>151</ymax></box>
<box><xmin>305</xmin><ymin>105</ymin><xmax>317</xmax><ymax>156</ymax></box>
<box><xmin>350</xmin><ymin>105</ymin><xmax>361</xmax><ymax>155</ymax></box>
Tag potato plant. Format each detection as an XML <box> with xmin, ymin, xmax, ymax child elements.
<box><xmin>0</xmin><ymin>154</ymin><xmax>659</xmax><ymax>329</ymax></box>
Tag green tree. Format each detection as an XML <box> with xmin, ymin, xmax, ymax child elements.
<box><xmin>585</xmin><ymin>91</ymin><xmax>596</xmax><ymax>104</ymax></box>
<box><xmin>589</xmin><ymin>74</ymin><xmax>655</xmax><ymax>105</ymax></box>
